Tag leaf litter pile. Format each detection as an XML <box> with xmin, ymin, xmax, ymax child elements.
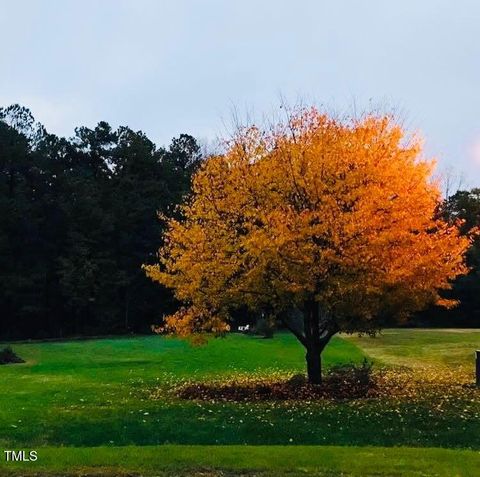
<box><xmin>149</xmin><ymin>363</ymin><xmax>479</xmax><ymax>407</ymax></box>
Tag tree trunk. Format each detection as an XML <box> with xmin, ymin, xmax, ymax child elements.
<box><xmin>306</xmin><ymin>345</ymin><xmax>322</xmax><ymax>384</ymax></box>
<box><xmin>304</xmin><ymin>300</ymin><xmax>323</xmax><ymax>384</ymax></box>
<box><xmin>124</xmin><ymin>289</ymin><xmax>130</xmax><ymax>332</ymax></box>
<box><xmin>302</xmin><ymin>300</ymin><xmax>338</xmax><ymax>385</ymax></box>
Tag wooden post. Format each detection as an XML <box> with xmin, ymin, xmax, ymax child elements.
<box><xmin>476</xmin><ymin>350</ymin><xmax>480</xmax><ymax>388</ymax></box>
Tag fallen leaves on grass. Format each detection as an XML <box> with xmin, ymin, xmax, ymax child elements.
<box><xmin>148</xmin><ymin>365</ymin><xmax>479</xmax><ymax>407</ymax></box>
<box><xmin>176</xmin><ymin>372</ymin><xmax>375</xmax><ymax>402</ymax></box>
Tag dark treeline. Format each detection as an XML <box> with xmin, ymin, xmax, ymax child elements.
<box><xmin>415</xmin><ymin>188</ymin><xmax>480</xmax><ymax>327</ymax></box>
<box><xmin>1</xmin><ymin>105</ymin><xmax>479</xmax><ymax>340</ymax></box>
<box><xmin>0</xmin><ymin>105</ymin><xmax>200</xmax><ymax>339</ymax></box>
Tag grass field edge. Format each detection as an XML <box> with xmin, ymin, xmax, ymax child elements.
<box><xmin>0</xmin><ymin>445</ymin><xmax>479</xmax><ymax>476</ymax></box>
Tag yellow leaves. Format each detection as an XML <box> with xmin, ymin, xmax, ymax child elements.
<box><xmin>159</xmin><ymin>306</ymin><xmax>230</xmax><ymax>340</ymax></box>
<box><xmin>436</xmin><ymin>298</ymin><xmax>460</xmax><ymax>309</ymax></box>
<box><xmin>145</xmin><ymin>107</ymin><xmax>471</xmax><ymax>335</ymax></box>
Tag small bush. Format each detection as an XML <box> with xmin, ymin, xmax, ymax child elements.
<box><xmin>325</xmin><ymin>359</ymin><xmax>374</xmax><ymax>398</ymax></box>
<box><xmin>0</xmin><ymin>347</ymin><xmax>25</xmax><ymax>365</ymax></box>
<box><xmin>255</xmin><ymin>317</ymin><xmax>275</xmax><ymax>338</ymax></box>
<box><xmin>286</xmin><ymin>373</ymin><xmax>307</xmax><ymax>387</ymax></box>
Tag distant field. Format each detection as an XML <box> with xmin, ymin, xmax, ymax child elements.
<box><xmin>0</xmin><ymin>329</ymin><xmax>479</xmax><ymax>476</ymax></box>
<box><xmin>345</xmin><ymin>328</ymin><xmax>480</xmax><ymax>368</ymax></box>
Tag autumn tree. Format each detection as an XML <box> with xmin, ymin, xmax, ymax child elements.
<box><xmin>145</xmin><ymin>108</ymin><xmax>471</xmax><ymax>384</ymax></box>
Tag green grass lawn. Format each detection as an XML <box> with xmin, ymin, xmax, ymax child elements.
<box><xmin>2</xmin><ymin>445</ymin><xmax>480</xmax><ymax>477</ymax></box>
<box><xmin>0</xmin><ymin>330</ymin><xmax>479</xmax><ymax>476</ymax></box>
<box><xmin>0</xmin><ymin>334</ymin><xmax>368</xmax><ymax>448</ymax></box>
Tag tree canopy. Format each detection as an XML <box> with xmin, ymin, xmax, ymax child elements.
<box><xmin>145</xmin><ymin>108</ymin><xmax>472</xmax><ymax>383</ymax></box>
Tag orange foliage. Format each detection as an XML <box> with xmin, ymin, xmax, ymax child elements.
<box><xmin>145</xmin><ymin>108</ymin><xmax>471</xmax><ymax>337</ymax></box>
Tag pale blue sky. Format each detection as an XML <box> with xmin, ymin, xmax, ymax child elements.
<box><xmin>1</xmin><ymin>0</ymin><xmax>479</xmax><ymax>185</ymax></box>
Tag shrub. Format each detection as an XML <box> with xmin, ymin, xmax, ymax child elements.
<box><xmin>255</xmin><ymin>317</ymin><xmax>275</xmax><ymax>338</ymax></box>
<box><xmin>286</xmin><ymin>373</ymin><xmax>307</xmax><ymax>387</ymax></box>
<box><xmin>0</xmin><ymin>347</ymin><xmax>25</xmax><ymax>365</ymax></box>
<box><xmin>325</xmin><ymin>359</ymin><xmax>374</xmax><ymax>398</ymax></box>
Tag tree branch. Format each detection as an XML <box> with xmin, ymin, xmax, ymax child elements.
<box><xmin>280</xmin><ymin>316</ymin><xmax>307</xmax><ymax>347</ymax></box>
<box><xmin>318</xmin><ymin>321</ymin><xmax>339</xmax><ymax>350</ymax></box>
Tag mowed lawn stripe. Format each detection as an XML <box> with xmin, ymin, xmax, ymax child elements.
<box><xmin>345</xmin><ymin>329</ymin><xmax>480</xmax><ymax>368</ymax></box>
<box><xmin>1</xmin><ymin>445</ymin><xmax>479</xmax><ymax>477</ymax></box>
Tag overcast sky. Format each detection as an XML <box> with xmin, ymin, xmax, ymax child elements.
<box><xmin>1</xmin><ymin>0</ymin><xmax>479</xmax><ymax>186</ymax></box>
